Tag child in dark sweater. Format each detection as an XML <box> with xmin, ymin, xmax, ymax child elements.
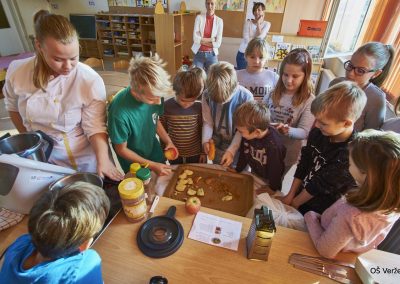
<box><xmin>279</xmin><ymin>81</ymin><xmax>367</xmax><ymax>214</ymax></box>
<box><xmin>233</xmin><ymin>100</ymin><xmax>286</xmax><ymax>191</ymax></box>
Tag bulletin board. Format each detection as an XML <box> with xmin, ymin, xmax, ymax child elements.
<box><xmin>215</xmin><ymin>0</ymin><xmax>286</xmax><ymax>38</ymax></box>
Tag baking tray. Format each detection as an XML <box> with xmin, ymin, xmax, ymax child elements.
<box><xmin>164</xmin><ymin>165</ymin><xmax>254</xmax><ymax>217</ymax></box>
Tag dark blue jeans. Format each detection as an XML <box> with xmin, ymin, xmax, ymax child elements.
<box><xmin>236</xmin><ymin>51</ymin><xmax>247</xmax><ymax>70</ymax></box>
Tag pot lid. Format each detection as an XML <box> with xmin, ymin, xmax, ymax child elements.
<box><xmin>137</xmin><ymin>206</ymin><xmax>184</xmax><ymax>258</ymax></box>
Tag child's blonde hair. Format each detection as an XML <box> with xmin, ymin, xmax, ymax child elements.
<box><xmin>271</xmin><ymin>48</ymin><xmax>313</xmax><ymax>107</ymax></box>
<box><xmin>355</xmin><ymin>42</ymin><xmax>394</xmax><ymax>87</ymax></box>
<box><xmin>311</xmin><ymin>81</ymin><xmax>366</xmax><ymax>122</ymax></box>
<box><xmin>234</xmin><ymin>100</ymin><xmax>270</xmax><ymax>132</ymax></box>
<box><xmin>206</xmin><ymin>61</ymin><xmax>238</xmax><ymax>103</ymax></box>
<box><xmin>129</xmin><ymin>54</ymin><xmax>173</xmax><ymax>97</ymax></box>
<box><xmin>33</xmin><ymin>10</ymin><xmax>78</xmax><ymax>91</ymax></box>
<box><xmin>173</xmin><ymin>66</ymin><xmax>206</xmax><ymax>99</ymax></box>
<box><xmin>244</xmin><ymin>38</ymin><xmax>268</xmax><ymax>59</ymax></box>
<box><xmin>347</xmin><ymin>130</ymin><xmax>400</xmax><ymax>214</ymax></box>
<box><xmin>28</xmin><ymin>181</ymin><xmax>110</xmax><ymax>259</ymax></box>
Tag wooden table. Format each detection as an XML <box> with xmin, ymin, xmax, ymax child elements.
<box><xmin>94</xmin><ymin>197</ymin><xmax>357</xmax><ymax>284</ymax></box>
<box><xmin>0</xmin><ymin>197</ymin><xmax>358</xmax><ymax>283</ymax></box>
<box><xmin>97</xmin><ymin>71</ymin><xmax>129</xmax><ymax>101</ymax></box>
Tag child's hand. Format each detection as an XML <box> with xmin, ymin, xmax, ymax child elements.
<box><xmin>275</xmin><ymin>194</ymin><xmax>293</xmax><ymax>205</ymax></box>
<box><xmin>199</xmin><ymin>154</ymin><xmax>208</xmax><ymax>163</ymax></box>
<box><xmin>274</xmin><ymin>123</ymin><xmax>290</xmax><ymax>136</ymax></box>
<box><xmin>164</xmin><ymin>142</ymin><xmax>179</xmax><ymax>159</ymax></box>
<box><xmin>150</xmin><ymin>162</ymin><xmax>172</xmax><ymax>176</ymax></box>
<box><xmin>220</xmin><ymin>150</ymin><xmax>234</xmax><ymax>167</ymax></box>
<box><xmin>203</xmin><ymin>142</ymin><xmax>210</xmax><ymax>155</ymax></box>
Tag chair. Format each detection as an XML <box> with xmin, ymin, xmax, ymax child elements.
<box><xmin>113</xmin><ymin>60</ymin><xmax>130</xmax><ymax>72</ymax></box>
<box><xmin>83</xmin><ymin>57</ymin><xmax>105</xmax><ymax>71</ymax></box>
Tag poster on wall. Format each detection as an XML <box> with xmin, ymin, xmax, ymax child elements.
<box><xmin>246</xmin><ymin>0</ymin><xmax>286</xmax><ymax>20</ymax></box>
<box><xmin>216</xmin><ymin>0</ymin><xmax>245</xmax><ymax>11</ymax></box>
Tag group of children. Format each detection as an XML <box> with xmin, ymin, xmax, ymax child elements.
<box><xmin>1</xmin><ymin>12</ymin><xmax>400</xmax><ymax>282</ymax></box>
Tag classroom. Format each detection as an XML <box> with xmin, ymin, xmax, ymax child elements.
<box><xmin>0</xmin><ymin>0</ymin><xmax>399</xmax><ymax>283</ymax></box>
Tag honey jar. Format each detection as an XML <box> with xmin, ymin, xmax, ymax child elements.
<box><xmin>118</xmin><ymin>178</ymin><xmax>147</xmax><ymax>223</ymax></box>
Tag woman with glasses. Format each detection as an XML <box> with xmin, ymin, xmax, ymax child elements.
<box><xmin>236</xmin><ymin>2</ymin><xmax>271</xmax><ymax>70</ymax></box>
<box><xmin>329</xmin><ymin>42</ymin><xmax>394</xmax><ymax>131</ymax></box>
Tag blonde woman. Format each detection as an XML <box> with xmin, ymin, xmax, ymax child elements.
<box><xmin>3</xmin><ymin>10</ymin><xmax>123</xmax><ymax>180</ymax></box>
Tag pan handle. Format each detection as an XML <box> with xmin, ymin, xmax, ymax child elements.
<box><xmin>165</xmin><ymin>206</ymin><xmax>176</xmax><ymax>218</ymax></box>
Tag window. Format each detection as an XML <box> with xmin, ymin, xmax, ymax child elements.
<box><xmin>0</xmin><ymin>2</ymin><xmax>11</xmax><ymax>29</ymax></box>
<box><xmin>322</xmin><ymin>0</ymin><xmax>372</xmax><ymax>58</ymax></box>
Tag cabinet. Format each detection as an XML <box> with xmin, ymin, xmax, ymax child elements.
<box><xmin>154</xmin><ymin>11</ymin><xmax>199</xmax><ymax>76</ymax></box>
<box><xmin>96</xmin><ymin>13</ymin><xmax>156</xmax><ymax>59</ymax></box>
<box><xmin>265</xmin><ymin>33</ymin><xmax>324</xmax><ymax>86</ymax></box>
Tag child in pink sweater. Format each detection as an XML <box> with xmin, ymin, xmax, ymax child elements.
<box><xmin>305</xmin><ymin>130</ymin><xmax>400</xmax><ymax>258</ymax></box>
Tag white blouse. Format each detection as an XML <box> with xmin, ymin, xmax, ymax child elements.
<box><xmin>238</xmin><ymin>20</ymin><xmax>271</xmax><ymax>53</ymax></box>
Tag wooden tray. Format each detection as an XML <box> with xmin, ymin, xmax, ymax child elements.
<box><xmin>164</xmin><ymin>165</ymin><xmax>254</xmax><ymax>217</ymax></box>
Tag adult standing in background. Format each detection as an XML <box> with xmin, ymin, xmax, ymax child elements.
<box><xmin>3</xmin><ymin>10</ymin><xmax>123</xmax><ymax>181</ymax></box>
<box><xmin>236</xmin><ymin>2</ymin><xmax>271</xmax><ymax>70</ymax></box>
<box><xmin>192</xmin><ymin>0</ymin><xmax>223</xmax><ymax>72</ymax></box>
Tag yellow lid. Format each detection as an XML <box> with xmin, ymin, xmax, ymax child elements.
<box><xmin>129</xmin><ymin>163</ymin><xmax>141</xmax><ymax>174</ymax></box>
<box><xmin>118</xmin><ymin>178</ymin><xmax>144</xmax><ymax>200</ymax></box>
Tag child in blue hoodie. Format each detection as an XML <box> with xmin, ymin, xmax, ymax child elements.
<box><xmin>0</xmin><ymin>182</ymin><xmax>110</xmax><ymax>284</ymax></box>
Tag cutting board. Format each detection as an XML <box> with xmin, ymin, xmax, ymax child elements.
<box><xmin>164</xmin><ymin>165</ymin><xmax>254</xmax><ymax>217</ymax></box>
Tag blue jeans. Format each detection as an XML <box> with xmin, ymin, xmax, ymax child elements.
<box><xmin>236</xmin><ymin>51</ymin><xmax>247</xmax><ymax>70</ymax></box>
<box><xmin>193</xmin><ymin>51</ymin><xmax>218</xmax><ymax>72</ymax></box>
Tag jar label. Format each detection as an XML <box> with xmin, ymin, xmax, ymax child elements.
<box><xmin>123</xmin><ymin>200</ymin><xmax>147</xmax><ymax>219</ymax></box>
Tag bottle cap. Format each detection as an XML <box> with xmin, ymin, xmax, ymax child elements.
<box><xmin>118</xmin><ymin>178</ymin><xmax>144</xmax><ymax>200</ymax></box>
<box><xmin>130</xmin><ymin>163</ymin><xmax>141</xmax><ymax>174</ymax></box>
<box><xmin>136</xmin><ymin>168</ymin><xmax>151</xmax><ymax>181</ymax></box>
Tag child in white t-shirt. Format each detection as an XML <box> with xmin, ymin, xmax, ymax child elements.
<box><xmin>263</xmin><ymin>48</ymin><xmax>315</xmax><ymax>173</ymax></box>
<box><xmin>237</xmin><ymin>38</ymin><xmax>278</xmax><ymax>102</ymax></box>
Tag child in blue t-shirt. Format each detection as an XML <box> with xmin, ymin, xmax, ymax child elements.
<box><xmin>0</xmin><ymin>181</ymin><xmax>110</xmax><ymax>284</ymax></box>
<box><xmin>108</xmin><ymin>55</ymin><xmax>178</xmax><ymax>176</ymax></box>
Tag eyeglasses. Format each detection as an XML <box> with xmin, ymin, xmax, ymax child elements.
<box><xmin>343</xmin><ymin>60</ymin><xmax>376</xmax><ymax>76</ymax></box>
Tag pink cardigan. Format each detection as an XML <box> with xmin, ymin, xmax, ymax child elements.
<box><xmin>304</xmin><ymin>198</ymin><xmax>399</xmax><ymax>258</ymax></box>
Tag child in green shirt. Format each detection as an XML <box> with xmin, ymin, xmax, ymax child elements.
<box><xmin>108</xmin><ymin>55</ymin><xmax>177</xmax><ymax>176</ymax></box>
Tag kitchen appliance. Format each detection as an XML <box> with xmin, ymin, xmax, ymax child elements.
<box><xmin>0</xmin><ymin>131</ymin><xmax>53</xmax><ymax>162</ymax></box>
<box><xmin>0</xmin><ymin>154</ymin><xmax>75</xmax><ymax>214</ymax></box>
<box><xmin>49</xmin><ymin>172</ymin><xmax>103</xmax><ymax>191</ymax></box>
<box><xmin>137</xmin><ymin>206</ymin><xmax>184</xmax><ymax>258</ymax></box>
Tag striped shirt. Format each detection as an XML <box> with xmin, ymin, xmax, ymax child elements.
<box><xmin>161</xmin><ymin>98</ymin><xmax>203</xmax><ymax>157</ymax></box>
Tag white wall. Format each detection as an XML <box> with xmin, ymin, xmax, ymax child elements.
<box><xmin>48</xmin><ymin>0</ymin><xmax>109</xmax><ymax>17</ymax></box>
<box><xmin>184</xmin><ymin>0</ymin><xmax>324</xmax><ymax>64</ymax></box>
<box><xmin>15</xmin><ymin>0</ymin><xmax>49</xmax><ymax>37</ymax></box>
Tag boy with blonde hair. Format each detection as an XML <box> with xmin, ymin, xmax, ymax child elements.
<box><xmin>161</xmin><ymin>67</ymin><xmax>207</xmax><ymax>164</ymax></box>
<box><xmin>233</xmin><ymin>101</ymin><xmax>286</xmax><ymax>191</ymax></box>
<box><xmin>108</xmin><ymin>55</ymin><xmax>177</xmax><ymax>176</ymax></box>
<box><xmin>279</xmin><ymin>81</ymin><xmax>367</xmax><ymax>214</ymax></box>
<box><xmin>0</xmin><ymin>182</ymin><xmax>110</xmax><ymax>283</ymax></box>
<box><xmin>202</xmin><ymin>61</ymin><xmax>253</xmax><ymax>166</ymax></box>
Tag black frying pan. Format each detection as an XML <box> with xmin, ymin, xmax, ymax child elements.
<box><xmin>137</xmin><ymin>206</ymin><xmax>184</xmax><ymax>258</ymax></box>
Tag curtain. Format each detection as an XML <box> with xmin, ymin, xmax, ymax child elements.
<box><xmin>360</xmin><ymin>0</ymin><xmax>400</xmax><ymax>100</ymax></box>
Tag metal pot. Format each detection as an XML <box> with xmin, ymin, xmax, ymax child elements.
<box><xmin>0</xmin><ymin>131</ymin><xmax>53</xmax><ymax>162</ymax></box>
<box><xmin>49</xmin><ymin>172</ymin><xmax>103</xmax><ymax>191</ymax></box>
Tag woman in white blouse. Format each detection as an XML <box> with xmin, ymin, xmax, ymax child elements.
<box><xmin>191</xmin><ymin>0</ymin><xmax>223</xmax><ymax>72</ymax></box>
<box><xmin>3</xmin><ymin>10</ymin><xmax>123</xmax><ymax>181</ymax></box>
<box><xmin>236</xmin><ymin>2</ymin><xmax>271</xmax><ymax>70</ymax></box>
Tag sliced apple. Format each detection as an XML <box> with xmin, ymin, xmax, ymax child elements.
<box><xmin>187</xmin><ymin>188</ymin><xmax>197</xmax><ymax>196</ymax></box>
<box><xmin>196</xmin><ymin>188</ymin><xmax>205</xmax><ymax>196</ymax></box>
